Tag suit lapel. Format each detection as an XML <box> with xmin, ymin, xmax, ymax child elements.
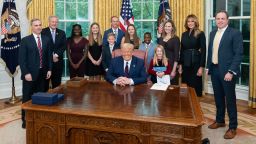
<box><xmin>120</xmin><ymin>57</ymin><xmax>125</xmax><ymax>74</ymax></box>
<box><xmin>54</xmin><ymin>28</ymin><xmax>59</xmax><ymax>44</ymax></box>
<box><xmin>41</xmin><ymin>35</ymin><xmax>47</xmax><ymax>53</ymax></box>
<box><xmin>129</xmin><ymin>57</ymin><xmax>136</xmax><ymax>75</ymax></box>
<box><xmin>218</xmin><ymin>27</ymin><xmax>230</xmax><ymax>49</ymax></box>
<box><xmin>30</xmin><ymin>34</ymin><xmax>41</xmax><ymax>57</ymax></box>
<box><xmin>209</xmin><ymin>30</ymin><xmax>217</xmax><ymax>52</ymax></box>
<box><xmin>117</xmin><ymin>29</ymin><xmax>122</xmax><ymax>42</ymax></box>
<box><xmin>30</xmin><ymin>34</ymin><xmax>38</xmax><ymax>49</ymax></box>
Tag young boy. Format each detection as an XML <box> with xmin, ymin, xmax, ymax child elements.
<box><xmin>139</xmin><ymin>32</ymin><xmax>156</xmax><ymax>69</ymax></box>
<box><xmin>102</xmin><ymin>33</ymin><xmax>116</xmax><ymax>72</ymax></box>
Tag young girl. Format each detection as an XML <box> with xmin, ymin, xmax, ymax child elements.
<box><xmin>85</xmin><ymin>22</ymin><xmax>104</xmax><ymax>76</ymax></box>
<box><xmin>148</xmin><ymin>45</ymin><xmax>171</xmax><ymax>84</ymax></box>
<box><xmin>67</xmin><ymin>24</ymin><xmax>88</xmax><ymax>78</ymax></box>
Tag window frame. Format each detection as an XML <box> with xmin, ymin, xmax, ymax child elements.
<box><xmin>55</xmin><ymin>0</ymin><xmax>93</xmax><ymax>79</ymax></box>
<box><xmin>132</xmin><ymin>0</ymin><xmax>160</xmax><ymax>41</ymax></box>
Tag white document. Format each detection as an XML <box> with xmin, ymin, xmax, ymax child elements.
<box><xmin>157</xmin><ymin>75</ymin><xmax>170</xmax><ymax>85</ymax></box>
<box><xmin>150</xmin><ymin>83</ymin><xmax>169</xmax><ymax>91</ymax></box>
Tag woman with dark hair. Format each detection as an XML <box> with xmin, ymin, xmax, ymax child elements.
<box><xmin>121</xmin><ymin>24</ymin><xmax>141</xmax><ymax>49</ymax></box>
<box><xmin>158</xmin><ymin>20</ymin><xmax>180</xmax><ymax>85</ymax></box>
<box><xmin>67</xmin><ymin>24</ymin><xmax>89</xmax><ymax>78</ymax></box>
<box><xmin>85</xmin><ymin>22</ymin><xmax>104</xmax><ymax>76</ymax></box>
<box><xmin>178</xmin><ymin>14</ymin><xmax>206</xmax><ymax>97</ymax></box>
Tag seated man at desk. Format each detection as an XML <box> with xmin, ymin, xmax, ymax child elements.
<box><xmin>106</xmin><ymin>43</ymin><xmax>147</xmax><ymax>86</ymax></box>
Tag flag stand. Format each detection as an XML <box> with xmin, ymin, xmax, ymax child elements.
<box><xmin>5</xmin><ymin>77</ymin><xmax>21</xmax><ymax>104</ymax></box>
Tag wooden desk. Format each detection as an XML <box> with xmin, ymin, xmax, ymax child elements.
<box><xmin>22</xmin><ymin>80</ymin><xmax>204</xmax><ymax>144</ymax></box>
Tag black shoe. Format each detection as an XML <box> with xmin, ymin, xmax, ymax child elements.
<box><xmin>201</xmin><ymin>138</ymin><xmax>210</xmax><ymax>144</ymax></box>
<box><xmin>22</xmin><ymin>122</ymin><xmax>26</xmax><ymax>129</ymax></box>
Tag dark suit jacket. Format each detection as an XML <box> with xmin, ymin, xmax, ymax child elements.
<box><xmin>103</xmin><ymin>28</ymin><xmax>125</xmax><ymax>48</ymax></box>
<box><xmin>106</xmin><ymin>56</ymin><xmax>147</xmax><ymax>85</ymax></box>
<box><xmin>102</xmin><ymin>44</ymin><xmax>118</xmax><ymax>71</ymax></box>
<box><xmin>41</xmin><ymin>27</ymin><xmax>66</xmax><ymax>60</ymax></box>
<box><xmin>207</xmin><ymin>27</ymin><xmax>243</xmax><ymax>76</ymax></box>
<box><xmin>19</xmin><ymin>34</ymin><xmax>52</xmax><ymax>81</ymax></box>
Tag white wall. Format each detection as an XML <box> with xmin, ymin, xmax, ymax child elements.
<box><xmin>0</xmin><ymin>0</ymin><xmax>29</xmax><ymax>99</ymax></box>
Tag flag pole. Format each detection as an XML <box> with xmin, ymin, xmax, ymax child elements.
<box><xmin>5</xmin><ymin>77</ymin><xmax>21</xmax><ymax>104</ymax></box>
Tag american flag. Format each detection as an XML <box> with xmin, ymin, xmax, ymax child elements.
<box><xmin>119</xmin><ymin>0</ymin><xmax>134</xmax><ymax>32</ymax></box>
<box><xmin>1</xmin><ymin>16</ymin><xmax>11</xmax><ymax>35</ymax></box>
<box><xmin>1</xmin><ymin>1</ymin><xmax>21</xmax><ymax>76</ymax></box>
<box><xmin>157</xmin><ymin>0</ymin><xmax>172</xmax><ymax>26</ymax></box>
<box><xmin>1</xmin><ymin>23</ymin><xmax>8</xmax><ymax>35</ymax></box>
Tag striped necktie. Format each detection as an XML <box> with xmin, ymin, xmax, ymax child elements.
<box><xmin>37</xmin><ymin>36</ymin><xmax>43</xmax><ymax>68</ymax></box>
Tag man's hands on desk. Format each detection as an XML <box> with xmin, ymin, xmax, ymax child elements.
<box><xmin>116</xmin><ymin>77</ymin><xmax>133</xmax><ymax>86</ymax></box>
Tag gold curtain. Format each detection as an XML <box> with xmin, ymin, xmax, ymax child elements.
<box><xmin>27</xmin><ymin>0</ymin><xmax>55</xmax><ymax>31</ymax></box>
<box><xmin>94</xmin><ymin>0</ymin><xmax>122</xmax><ymax>35</ymax></box>
<box><xmin>249</xmin><ymin>0</ymin><xmax>256</xmax><ymax>108</ymax></box>
<box><xmin>169</xmin><ymin>0</ymin><xmax>205</xmax><ymax>38</ymax></box>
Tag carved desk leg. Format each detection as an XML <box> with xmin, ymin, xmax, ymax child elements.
<box><xmin>26</xmin><ymin>111</ymin><xmax>34</xmax><ymax>144</ymax></box>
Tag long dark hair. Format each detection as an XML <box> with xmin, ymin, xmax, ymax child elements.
<box><xmin>184</xmin><ymin>14</ymin><xmax>201</xmax><ymax>37</ymax></box>
<box><xmin>124</xmin><ymin>24</ymin><xmax>140</xmax><ymax>48</ymax></box>
<box><xmin>161</xmin><ymin>20</ymin><xmax>177</xmax><ymax>38</ymax></box>
<box><xmin>88</xmin><ymin>22</ymin><xmax>102</xmax><ymax>46</ymax></box>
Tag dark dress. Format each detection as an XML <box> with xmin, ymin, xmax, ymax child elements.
<box><xmin>179</xmin><ymin>30</ymin><xmax>206</xmax><ymax>96</ymax></box>
<box><xmin>158</xmin><ymin>36</ymin><xmax>180</xmax><ymax>85</ymax></box>
<box><xmin>85</xmin><ymin>41</ymin><xmax>104</xmax><ymax>76</ymax></box>
<box><xmin>68</xmin><ymin>37</ymin><xmax>88</xmax><ymax>78</ymax></box>
<box><xmin>148</xmin><ymin>59</ymin><xmax>171</xmax><ymax>83</ymax></box>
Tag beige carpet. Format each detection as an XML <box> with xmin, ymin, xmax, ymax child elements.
<box><xmin>0</xmin><ymin>103</ymin><xmax>256</xmax><ymax>144</ymax></box>
<box><xmin>0</xmin><ymin>105</ymin><xmax>21</xmax><ymax>125</ymax></box>
<box><xmin>201</xmin><ymin>102</ymin><xmax>256</xmax><ymax>144</ymax></box>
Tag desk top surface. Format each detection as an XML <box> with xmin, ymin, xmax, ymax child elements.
<box><xmin>22</xmin><ymin>80</ymin><xmax>204</xmax><ymax>126</ymax></box>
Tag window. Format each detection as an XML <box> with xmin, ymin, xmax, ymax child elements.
<box><xmin>206</xmin><ymin>0</ymin><xmax>250</xmax><ymax>86</ymax></box>
<box><xmin>132</xmin><ymin>0</ymin><xmax>159</xmax><ymax>42</ymax></box>
<box><xmin>55</xmin><ymin>0</ymin><xmax>93</xmax><ymax>78</ymax></box>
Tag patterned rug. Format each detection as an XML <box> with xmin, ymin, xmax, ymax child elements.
<box><xmin>0</xmin><ymin>105</ymin><xmax>21</xmax><ymax>126</ymax></box>
<box><xmin>201</xmin><ymin>102</ymin><xmax>256</xmax><ymax>136</ymax></box>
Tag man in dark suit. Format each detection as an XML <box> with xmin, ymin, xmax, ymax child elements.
<box><xmin>42</xmin><ymin>16</ymin><xmax>66</xmax><ymax>91</ymax></box>
<box><xmin>103</xmin><ymin>16</ymin><xmax>125</xmax><ymax>48</ymax></box>
<box><xmin>19</xmin><ymin>18</ymin><xmax>52</xmax><ymax>128</ymax></box>
<box><xmin>106</xmin><ymin>43</ymin><xmax>147</xmax><ymax>86</ymax></box>
<box><xmin>206</xmin><ymin>10</ymin><xmax>243</xmax><ymax>139</ymax></box>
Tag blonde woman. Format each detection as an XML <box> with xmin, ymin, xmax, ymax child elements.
<box><xmin>157</xmin><ymin>20</ymin><xmax>180</xmax><ymax>85</ymax></box>
<box><xmin>85</xmin><ymin>22</ymin><xmax>104</xmax><ymax>76</ymax></box>
<box><xmin>148</xmin><ymin>45</ymin><xmax>171</xmax><ymax>83</ymax></box>
<box><xmin>178</xmin><ymin>14</ymin><xmax>206</xmax><ymax>97</ymax></box>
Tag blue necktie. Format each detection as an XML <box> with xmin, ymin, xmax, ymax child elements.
<box><xmin>51</xmin><ymin>30</ymin><xmax>55</xmax><ymax>43</ymax></box>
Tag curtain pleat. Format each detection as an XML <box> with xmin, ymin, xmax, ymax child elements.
<box><xmin>27</xmin><ymin>0</ymin><xmax>55</xmax><ymax>33</ymax></box>
<box><xmin>94</xmin><ymin>0</ymin><xmax>122</xmax><ymax>35</ymax></box>
<box><xmin>249</xmin><ymin>0</ymin><xmax>256</xmax><ymax>108</ymax></box>
<box><xmin>169</xmin><ymin>0</ymin><xmax>205</xmax><ymax>38</ymax></box>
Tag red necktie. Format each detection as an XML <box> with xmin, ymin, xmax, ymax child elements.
<box><xmin>125</xmin><ymin>62</ymin><xmax>129</xmax><ymax>77</ymax></box>
<box><xmin>37</xmin><ymin>36</ymin><xmax>43</xmax><ymax>68</ymax></box>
